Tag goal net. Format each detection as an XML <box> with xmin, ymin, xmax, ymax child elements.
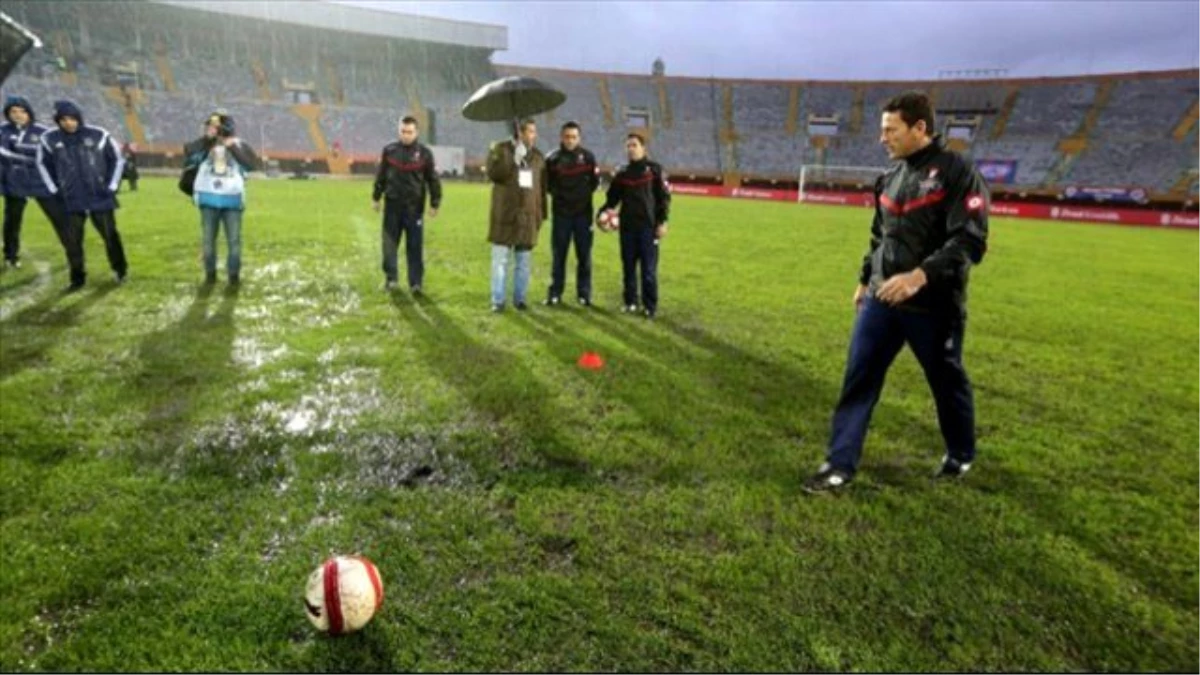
<box><xmin>798</xmin><ymin>165</ymin><xmax>888</xmax><ymax>203</ymax></box>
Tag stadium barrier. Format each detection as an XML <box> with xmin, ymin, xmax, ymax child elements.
<box><xmin>668</xmin><ymin>185</ymin><xmax>1199</xmax><ymax>229</ymax></box>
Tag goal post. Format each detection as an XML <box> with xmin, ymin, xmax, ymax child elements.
<box><xmin>798</xmin><ymin>164</ymin><xmax>889</xmax><ymax>203</ymax></box>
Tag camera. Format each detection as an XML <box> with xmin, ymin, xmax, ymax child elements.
<box><xmin>207</xmin><ymin>112</ymin><xmax>235</xmax><ymax>138</ymax></box>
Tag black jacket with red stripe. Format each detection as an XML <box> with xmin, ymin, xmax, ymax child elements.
<box><xmin>545</xmin><ymin>145</ymin><xmax>599</xmax><ymax>217</ymax></box>
<box><xmin>861</xmin><ymin>136</ymin><xmax>989</xmax><ymax>317</ymax></box>
<box><xmin>599</xmin><ymin>158</ymin><xmax>670</xmax><ymax>229</ymax></box>
<box><xmin>372</xmin><ymin>140</ymin><xmax>442</xmax><ymax>211</ymax></box>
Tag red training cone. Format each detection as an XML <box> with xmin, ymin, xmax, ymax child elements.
<box><xmin>577</xmin><ymin>351</ymin><xmax>605</xmax><ymax>370</ymax></box>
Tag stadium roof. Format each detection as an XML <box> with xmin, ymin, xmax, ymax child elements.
<box><xmin>149</xmin><ymin>0</ymin><xmax>507</xmax><ymax>51</ymax></box>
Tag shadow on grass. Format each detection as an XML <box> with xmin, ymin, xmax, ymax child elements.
<box><xmin>516</xmin><ymin>306</ymin><xmax>939</xmax><ymax>488</ymax></box>
<box><xmin>289</xmin><ymin>625</ymin><xmax>402</xmax><ymax>672</ymax></box>
<box><xmin>390</xmin><ymin>294</ymin><xmax>598</xmax><ymax>491</ymax></box>
<box><xmin>126</xmin><ymin>284</ymin><xmax>246</xmax><ymax>475</ymax></box>
<box><xmin>968</xmin><ymin>460</ymin><xmax>1199</xmax><ymax>617</ymax></box>
<box><xmin>0</xmin><ymin>283</ymin><xmax>118</xmax><ymax>382</ymax></box>
<box><xmin>0</xmin><ymin>265</ymin><xmax>54</xmax><ymax>298</ymax></box>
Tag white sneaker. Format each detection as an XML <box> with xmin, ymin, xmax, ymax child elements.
<box><xmin>935</xmin><ymin>454</ymin><xmax>972</xmax><ymax>479</ymax></box>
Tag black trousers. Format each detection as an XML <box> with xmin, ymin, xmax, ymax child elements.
<box><xmin>826</xmin><ymin>297</ymin><xmax>976</xmax><ymax>474</ymax></box>
<box><xmin>619</xmin><ymin>225</ymin><xmax>659</xmax><ymax>312</ymax></box>
<box><xmin>68</xmin><ymin>210</ymin><xmax>128</xmax><ymax>283</ymax></box>
<box><xmin>4</xmin><ymin>196</ymin><xmax>78</xmax><ymax>276</ymax></box>
<box><xmin>381</xmin><ymin>200</ymin><xmax>424</xmax><ymax>288</ymax></box>
<box><xmin>3</xmin><ymin>195</ymin><xmax>28</xmax><ymax>263</ymax></box>
<box><xmin>547</xmin><ymin>212</ymin><xmax>593</xmax><ymax>301</ymax></box>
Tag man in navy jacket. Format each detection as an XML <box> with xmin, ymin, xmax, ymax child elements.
<box><xmin>0</xmin><ymin>96</ymin><xmax>70</xmax><ymax>271</ymax></box>
<box><xmin>37</xmin><ymin>100</ymin><xmax>128</xmax><ymax>290</ymax></box>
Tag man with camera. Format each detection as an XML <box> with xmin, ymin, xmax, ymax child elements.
<box><xmin>183</xmin><ymin>111</ymin><xmax>258</xmax><ymax>286</ymax></box>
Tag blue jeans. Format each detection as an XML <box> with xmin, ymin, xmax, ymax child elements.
<box><xmin>491</xmin><ymin>244</ymin><xmax>531</xmax><ymax>307</ymax></box>
<box><xmin>826</xmin><ymin>296</ymin><xmax>976</xmax><ymax>474</ymax></box>
<box><xmin>200</xmin><ymin>207</ymin><xmax>242</xmax><ymax>278</ymax></box>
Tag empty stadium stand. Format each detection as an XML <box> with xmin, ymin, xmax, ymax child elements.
<box><xmin>1</xmin><ymin>0</ymin><xmax>1195</xmax><ymax>199</ymax></box>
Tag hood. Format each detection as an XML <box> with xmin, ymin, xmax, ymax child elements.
<box><xmin>3</xmin><ymin>96</ymin><xmax>34</xmax><ymax>125</ymax></box>
<box><xmin>52</xmin><ymin>99</ymin><xmax>83</xmax><ymax>125</ymax></box>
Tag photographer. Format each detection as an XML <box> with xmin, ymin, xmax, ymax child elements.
<box><xmin>183</xmin><ymin>111</ymin><xmax>258</xmax><ymax>285</ymax></box>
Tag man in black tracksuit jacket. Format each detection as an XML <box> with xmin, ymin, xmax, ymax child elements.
<box><xmin>544</xmin><ymin>121</ymin><xmax>599</xmax><ymax>306</ymax></box>
<box><xmin>372</xmin><ymin>115</ymin><xmax>442</xmax><ymax>294</ymax></box>
<box><xmin>805</xmin><ymin>91</ymin><xmax>989</xmax><ymax>493</ymax></box>
<box><xmin>598</xmin><ymin>133</ymin><xmax>671</xmax><ymax>318</ymax></box>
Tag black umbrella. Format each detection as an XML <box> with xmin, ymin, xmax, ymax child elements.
<box><xmin>0</xmin><ymin>11</ymin><xmax>42</xmax><ymax>86</ymax></box>
<box><xmin>461</xmin><ymin>76</ymin><xmax>566</xmax><ymax>138</ymax></box>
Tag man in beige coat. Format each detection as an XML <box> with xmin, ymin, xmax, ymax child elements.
<box><xmin>486</xmin><ymin>119</ymin><xmax>547</xmax><ymax>312</ymax></box>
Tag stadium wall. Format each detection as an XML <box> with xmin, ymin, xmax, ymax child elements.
<box><xmin>669</xmin><ymin>184</ymin><xmax>1200</xmax><ymax>229</ymax></box>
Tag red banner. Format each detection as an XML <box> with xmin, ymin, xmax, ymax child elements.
<box><xmin>668</xmin><ymin>186</ymin><xmax>1197</xmax><ymax>229</ymax></box>
<box><xmin>984</xmin><ymin>202</ymin><xmax>1198</xmax><ymax>229</ymax></box>
<box><xmin>668</xmin><ymin>184</ymin><xmax>726</xmax><ymax>197</ymax></box>
<box><xmin>800</xmin><ymin>191</ymin><xmax>874</xmax><ymax>207</ymax></box>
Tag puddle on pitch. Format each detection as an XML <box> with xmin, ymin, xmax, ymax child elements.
<box><xmin>233</xmin><ymin>335</ymin><xmax>289</xmax><ymax>370</ymax></box>
<box><xmin>252</xmin><ymin>367</ymin><xmax>382</xmax><ymax>438</ymax></box>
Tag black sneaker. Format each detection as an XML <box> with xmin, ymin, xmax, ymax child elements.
<box><xmin>114</xmin><ymin>271</ymin><xmax>127</xmax><ymax>285</ymax></box>
<box><xmin>491</xmin><ymin>303</ymin><xmax>505</xmax><ymax>313</ymax></box>
<box><xmin>622</xmin><ymin>304</ymin><xmax>638</xmax><ymax>314</ymax></box>
<box><xmin>515</xmin><ymin>301</ymin><xmax>529</xmax><ymax>311</ymax></box>
<box><xmin>5</xmin><ymin>259</ymin><xmax>21</xmax><ymax>270</ymax></box>
<box><xmin>935</xmin><ymin>455</ymin><xmax>972</xmax><ymax>479</ymax></box>
<box><xmin>644</xmin><ymin>308</ymin><xmax>656</xmax><ymax>320</ymax></box>
<box><xmin>228</xmin><ymin>275</ymin><xmax>240</xmax><ymax>286</ymax></box>
<box><xmin>544</xmin><ymin>296</ymin><xmax>561</xmax><ymax>306</ymax></box>
<box><xmin>802</xmin><ymin>463</ymin><xmax>853</xmax><ymax>494</ymax></box>
<box><xmin>204</xmin><ymin>271</ymin><xmax>217</xmax><ymax>285</ymax></box>
<box><xmin>410</xmin><ymin>285</ymin><xmax>423</xmax><ymax>298</ymax></box>
<box><xmin>384</xmin><ymin>280</ymin><xmax>399</xmax><ymax>292</ymax></box>
<box><xmin>64</xmin><ymin>281</ymin><xmax>85</xmax><ymax>294</ymax></box>
<box><xmin>577</xmin><ymin>297</ymin><xmax>591</xmax><ymax>307</ymax></box>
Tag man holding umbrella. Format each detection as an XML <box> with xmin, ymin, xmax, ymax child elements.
<box><xmin>486</xmin><ymin>118</ymin><xmax>546</xmax><ymax>312</ymax></box>
<box><xmin>461</xmin><ymin>75</ymin><xmax>565</xmax><ymax>313</ymax></box>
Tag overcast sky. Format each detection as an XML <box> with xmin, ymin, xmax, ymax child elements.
<box><xmin>337</xmin><ymin>0</ymin><xmax>1199</xmax><ymax>80</ymax></box>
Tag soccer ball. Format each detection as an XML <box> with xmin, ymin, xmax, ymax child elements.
<box><xmin>303</xmin><ymin>556</ymin><xmax>384</xmax><ymax>634</ymax></box>
<box><xmin>596</xmin><ymin>209</ymin><xmax>620</xmax><ymax>232</ymax></box>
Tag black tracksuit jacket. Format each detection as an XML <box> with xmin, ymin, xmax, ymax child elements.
<box><xmin>861</xmin><ymin>136</ymin><xmax>989</xmax><ymax>317</ymax></box>
<box><xmin>598</xmin><ymin>158</ymin><xmax>671</xmax><ymax>229</ymax></box>
<box><xmin>372</xmin><ymin>141</ymin><xmax>442</xmax><ymax>212</ymax></box>
<box><xmin>544</xmin><ymin>145</ymin><xmax>599</xmax><ymax>217</ymax></box>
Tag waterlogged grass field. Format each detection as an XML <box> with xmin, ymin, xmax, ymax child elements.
<box><xmin>0</xmin><ymin>177</ymin><xmax>1196</xmax><ymax>671</ymax></box>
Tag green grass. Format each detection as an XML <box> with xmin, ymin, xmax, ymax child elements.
<box><xmin>0</xmin><ymin>177</ymin><xmax>1196</xmax><ymax>671</ymax></box>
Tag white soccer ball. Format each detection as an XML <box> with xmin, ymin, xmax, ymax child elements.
<box><xmin>304</xmin><ymin>555</ymin><xmax>384</xmax><ymax>634</ymax></box>
<box><xmin>596</xmin><ymin>209</ymin><xmax>620</xmax><ymax>232</ymax></box>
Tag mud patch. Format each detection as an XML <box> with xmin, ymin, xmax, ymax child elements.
<box><xmin>320</xmin><ymin>428</ymin><xmax>484</xmax><ymax>491</ymax></box>
<box><xmin>19</xmin><ymin>599</ymin><xmax>96</xmax><ymax>669</ymax></box>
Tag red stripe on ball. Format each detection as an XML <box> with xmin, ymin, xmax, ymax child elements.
<box><xmin>323</xmin><ymin>558</ymin><xmax>345</xmax><ymax>635</ymax></box>
<box><xmin>357</xmin><ymin>556</ymin><xmax>384</xmax><ymax>610</ymax></box>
